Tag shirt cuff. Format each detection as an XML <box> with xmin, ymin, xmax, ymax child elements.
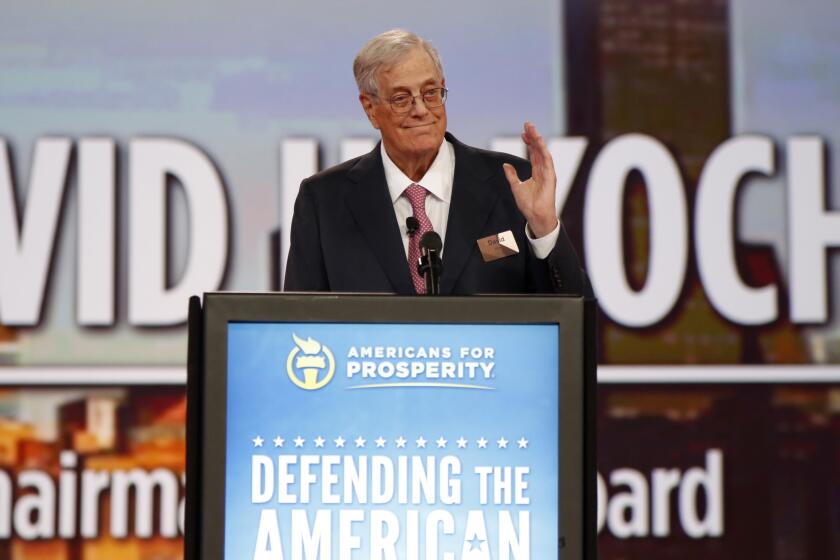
<box><xmin>525</xmin><ymin>219</ymin><xmax>560</xmax><ymax>260</ymax></box>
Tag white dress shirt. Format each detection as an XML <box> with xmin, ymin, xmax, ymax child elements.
<box><xmin>381</xmin><ymin>139</ymin><xmax>560</xmax><ymax>259</ymax></box>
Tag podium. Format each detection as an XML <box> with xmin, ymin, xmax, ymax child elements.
<box><xmin>185</xmin><ymin>293</ymin><xmax>597</xmax><ymax>560</ymax></box>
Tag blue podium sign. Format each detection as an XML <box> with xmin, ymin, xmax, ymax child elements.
<box><xmin>224</xmin><ymin>322</ymin><xmax>560</xmax><ymax>559</ymax></box>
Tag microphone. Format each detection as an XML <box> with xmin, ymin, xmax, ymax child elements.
<box><xmin>418</xmin><ymin>231</ymin><xmax>443</xmax><ymax>295</ymax></box>
<box><xmin>406</xmin><ymin>216</ymin><xmax>419</xmax><ymax>237</ymax></box>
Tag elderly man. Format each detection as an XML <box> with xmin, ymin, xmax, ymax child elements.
<box><xmin>284</xmin><ymin>29</ymin><xmax>586</xmax><ymax>295</ymax></box>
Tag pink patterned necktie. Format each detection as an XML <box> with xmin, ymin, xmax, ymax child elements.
<box><xmin>403</xmin><ymin>183</ymin><xmax>433</xmax><ymax>293</ymax></box>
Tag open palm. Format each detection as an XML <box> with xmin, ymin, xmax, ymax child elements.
<box><xmin>502</xmin><ymin>122</ymin><xmax>559</xmax><ymax>238</ymax></box>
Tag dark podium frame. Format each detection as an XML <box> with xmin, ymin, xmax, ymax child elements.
<box><xmin>185</xmin><ymin>292</ymin><xmax>597</xmax><ymax>560</ymax></box>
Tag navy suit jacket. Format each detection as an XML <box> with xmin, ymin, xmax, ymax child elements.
<box><xmin>284</xmin><ymin>133</ymin><xmax>586</xmax><ymax>295</ymax></box>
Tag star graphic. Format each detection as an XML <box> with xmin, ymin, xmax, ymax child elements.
<box><xmin>395</xmin><ymin>436</ymin><xmax>407</xmax><ymax>448</ymax></box>
<box><xmin>467</xmin><ymin>535</ymin><xmax>485</xmax><ymax>551</ymax></box>
<box><xmin>416</xmin><ymin>436</ymin><xmax>427</xmax><ymax>448</ymax></box>
<box><xmin>293</xmin><ymin>436</ymin><xmax>306</xmax><ymax>448</ymax></box>
<box><xmin>272</xmin><ymin>436</ymin><xmax>284</xmax><ymax>448</ymax></box>
<box><xmin>375</xmin><ymin>436</ymin><xmax>387</xmax><ymax>448</ymax></box>
<box><xmin>497</xmin><ymin>437</ymin><xmax>509</xmax><ymax>449</ymax></box>
<box><xmin>334</xmin><ymin>436</ymin><xmax>346</xmax><ymax>448</ymax></box>
<box><xmin>517</xmin><ymin>437</ymin><xmax>529</xmax><ymax>449</ymax></box>
<box><xmin>477</xmin><ymin>437</ymin><xmax>488</xmax><ymax>449</ymax></box>
<box><xmin>252</xmin><ymin>436</ymin><xmax>264</xmax><ymax>448</ymax></box>
<box><xmin>354</xmin><ymin>436</ymin><xmax>366</xmax><ymax>448</ymax></box>
<box><xmin>314</xmin><ymin>436</ymin><xmax>325</xmax><ymax>448</ymax></box>
<box><xmin>456</xmin><ymin>437</ymin><xmax>468</xmax><ymax>449</ymax></box>
<box><xmin>436</xmin><ymin>436</ymin><xmax>448</xmax><ymax>448</ymax></box>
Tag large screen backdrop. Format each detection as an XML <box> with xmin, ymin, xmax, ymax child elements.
<box><xmin>0</xmin><ymin>0</ymin><xmax>839</xmax><ymax>558</ymax></box>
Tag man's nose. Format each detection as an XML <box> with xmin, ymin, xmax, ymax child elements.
<box><xmin>409</xmin><ymin>95</ymin><xmax>430</xmax><ymax>117</ymax></box>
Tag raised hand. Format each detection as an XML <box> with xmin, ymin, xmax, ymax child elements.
<box><xmin>502</xmin><ymin>122</ymin><xmax>559</xmax><ymax>238</ymax></box>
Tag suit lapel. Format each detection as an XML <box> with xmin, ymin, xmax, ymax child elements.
<box><xmin>345</xmin><ymin>144</ymin><xmax>415</xmax><ymax>294</ymax></box>
<box><xmin>440</xmin><ymin>134</ymin><xmax>499</xmax><ymax>294</ymax></box>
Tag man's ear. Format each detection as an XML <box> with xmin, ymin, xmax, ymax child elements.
<box><xmin>359</xmin><ymin>94</ymin><xmax>380</xmax><ymax>130</ymax></box>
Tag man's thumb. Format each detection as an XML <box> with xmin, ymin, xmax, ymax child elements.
<box><xmin>502</xmin><ymin>163</ymin><xmax>520</xmax><ymax>187</ymax></box>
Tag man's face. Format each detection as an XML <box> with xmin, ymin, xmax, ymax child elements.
<box><xmin>361</xmin><ymin>47</ymin><xmax>447</xmax><ymax>164</ymax></box>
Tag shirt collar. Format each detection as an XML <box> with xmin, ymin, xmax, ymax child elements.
<box><xmin>381</xmin><ymin>139</ymin><xmax>454</xmax><ymax>204</ymax></box>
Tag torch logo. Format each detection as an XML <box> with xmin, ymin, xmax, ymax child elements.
<box><xmin>286</xmin><ymin>334</ymin><xmax>335</xmax><ymax>390</ymax></box>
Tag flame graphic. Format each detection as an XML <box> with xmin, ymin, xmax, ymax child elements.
<box><xmin>292</xmin><ymin>333</ymin><xmax>322</xmax><ymax>355</ymax></box>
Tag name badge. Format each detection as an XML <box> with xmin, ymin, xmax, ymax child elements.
<box><xmin>477</xmin><ymin>230</ymin><xmax>520</xmax><ymax>262</ymax></box>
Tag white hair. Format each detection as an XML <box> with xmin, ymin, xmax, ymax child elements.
<box><xmin>353</xmin><ymin>29</ymin><xmax>444</xmax><ymax>97</ymax></box>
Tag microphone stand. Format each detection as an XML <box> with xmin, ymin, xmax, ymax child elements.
<box><xmin>418</xmin><ymin>232</ymin><xmax>443</xmax><ymax>295</ymax></box>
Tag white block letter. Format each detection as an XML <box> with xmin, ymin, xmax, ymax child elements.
<box><xmin>291</xmin><ymin>509</ymin><xmax>330</xmax><ymax>560</ymax></box>
<box><xmin>371</xmin><ymin>510</ymin><xmax>399</xmax><ymax>560</ymax></box>
<box><xmin>14</xmin><ymin>471</ymin><xmax>56</xmax><ymax>539</ymax></box>
<box><xmin>607</xmin><ymin>468</ymin><xmax>649</xmax><ymax>538</ymax></box>
<box><xmin>252</xmin><ymin>456</ymin><xmax>274</xmax><ymax>504</ymax></box>
<box><xmin>679</xmin><ymin>449</ymin><xmax>723</xmax><ymax>538</ymax></box>
<box><xmin>129</xmin><ymin>139</ymin><xmax>228</xmax><ymax>325</ymax></box>
<box><xmin>585</xmin><ymin>134</ymin><xmax>688</xmax><ymax>326</ymax></box>
<box><xmin>338</xmin><ymin>509</ymin><xmax>364</xmax><ymax>560</ymax></box>
<box><xmin>0</xmin><ymin>138</ymin><xmax>71</xmax><ymax>325</ymax></box>
<box><xmin>787</xmin><ymin>136</ymin><xmax>839</xmax><ymax>322</ymax></box>
<box><xmin>254</xmin><ymin>509</ymin><xmax>284</xmax><ymax>560</ymax></box>
<box><xmin>499</xmin><ymin>511</ymin><xmax>529</xmax><ymax>560</ymax></box>
<box><xmin>696</xmin><ymin>136</ymin><xmax>777</xmax><ymax>324</ymax></box>
<box><xmin>78</xmin><ymin>138</ymin><xmax>116</xmax><ymax>325</ymax></box>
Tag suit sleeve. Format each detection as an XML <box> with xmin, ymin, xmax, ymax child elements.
<box><xmin>544</xmin><ymin>224</ymin><xmax>592</xmax><ymax>296</ymax></box>
<box><xmin>520</xmin><ymin>222</ymin><xmax>588</xmax><ymax>295</ymax></box>
<box><xmin>283</xmin><ymin>179</ymin><xmax>329</xmax><ymax>291</ymax></box>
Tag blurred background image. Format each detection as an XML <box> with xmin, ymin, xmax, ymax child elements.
<box><xmin>1</xmin><ymin>0</ymin><xmax>839</xmax><ymax>557</ymax></box>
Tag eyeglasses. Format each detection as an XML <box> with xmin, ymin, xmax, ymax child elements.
<box><xmin>386</xmin><ymin>87</ymin><xmax>448</xmax><ymax>114</ymax></box>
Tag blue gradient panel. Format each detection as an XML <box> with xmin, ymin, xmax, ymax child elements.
<box><xmin>225</xmin><ymin>322</ymin><xmax>559</xmax><ymax>559</ymax></box>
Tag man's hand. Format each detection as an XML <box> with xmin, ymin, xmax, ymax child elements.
<box><xmin>502</xmin><ymin>122</ymin><xmax>559</xmax><ymax>238</ymax></box>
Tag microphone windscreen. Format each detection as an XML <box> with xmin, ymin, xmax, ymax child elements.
<box><xmin>406</xmin><ymin>216</ymin><xmax>420</xmax><ymax>235</ymax></box>
<box><xmin>419</xmin><ymin>231</ymin><xmax>443</xmax><ymax>252</ymax></box>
